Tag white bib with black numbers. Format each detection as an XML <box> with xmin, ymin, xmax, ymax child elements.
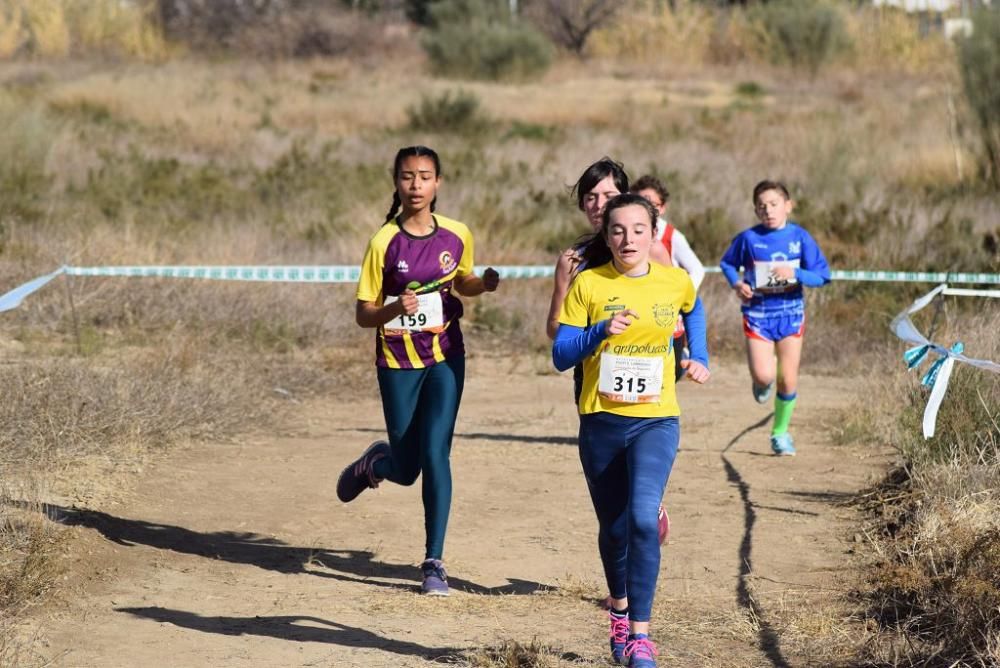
<box><xmin>753</xmin><ymin>259</ymin><xmax>800</xmax><ymax>294</ymax></box>
<box><xmin>383</xmin><ymin>292</ymin><xmax>444</xmax><ymax>333</ymax></box>
<box><xmin>598</xmin><ymin>353</ymin><xmax>664</xmax><ymax>404</ymax></box>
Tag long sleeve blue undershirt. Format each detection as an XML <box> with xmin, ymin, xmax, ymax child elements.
<box><xmin>794</xmin><ymin>267</ymin><xmax>828</xmax><ymax>287</ymax></box>
<box><xmin>552</xmin><ymin>297</ymin><xmax>709</xmax><ymax>372</ymax></box>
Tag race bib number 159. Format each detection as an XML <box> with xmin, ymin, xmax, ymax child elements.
<box><xmin>383</xmin><ymin>293</ymin><xmax>444</xmax><ymax>334</ymax></box>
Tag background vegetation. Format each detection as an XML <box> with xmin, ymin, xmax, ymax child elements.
<box><xmin>0</xmin><ymin>0</ymin><xmax>998</xmax><ymax>664</ymax></box>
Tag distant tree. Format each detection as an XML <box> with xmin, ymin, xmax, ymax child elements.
<box><xmin>405</xmin><ymin>0</ymin><xmax>435</xmax><ymax>25</ymax></box>
<box><xmin>157</xmin><ymin>0</ymin><xmax>292</xmax><ymax>43</ymax></box>
<box><xmin>529</xmin><ymin>0</ymin><xmax>620</xmax><ymax>55</ymax></box>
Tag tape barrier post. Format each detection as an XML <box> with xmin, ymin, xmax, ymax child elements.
<box><xmin>890</xmin><ymin>283</ymin><xmax>1000</xmax><ymax>438</ymax></box>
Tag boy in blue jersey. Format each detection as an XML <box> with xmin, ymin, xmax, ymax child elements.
<box><xmin>719</xmin><ymin>181</ymin><xmax>830</xmax><ymax>456</ymax></box>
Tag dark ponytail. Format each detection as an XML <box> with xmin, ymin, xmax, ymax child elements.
<box><xmin>383</xmin><ymin>145</ymin><xmax>442</xmax><ymax>225</ymax></box>
<box><xmin>571</xmin><ymin>157</ymin><xmax>629</xmax><ymax>211</ymax></box>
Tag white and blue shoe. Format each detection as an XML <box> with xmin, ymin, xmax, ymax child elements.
<box><xmin>770</xmin><ymin>433</ymin><xmax>796</xmax><ymax>456</ymax></box>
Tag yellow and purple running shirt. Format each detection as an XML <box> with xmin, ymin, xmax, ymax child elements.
<box><xmin>357</xmin><ymin>215</ymin><xmax>475</xmax><ymax>369</ymax></box>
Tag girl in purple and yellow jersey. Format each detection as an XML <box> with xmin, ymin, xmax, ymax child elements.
<box><xmin>336</xmin><ymin>146</ymin><xmax>499</xmax><ymax>597</ymax></box>
<box><xmin>719</xmin><ymin>180</ymin><xmax>830</xmax><ymax>456</ymax></box>
<box><xmin>553</xmin><ymin>193</ymin><xmax>710</xmax><ymax>668</ymax></box>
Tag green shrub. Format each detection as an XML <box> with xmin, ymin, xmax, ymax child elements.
<box><xmin>0</xmin><ymin>100</ymin><xmax>53</xmax><ymax>224</ymax></box>
<box><xmin>734</xmin><ymin>80</ymin><xmax>765</xmax><ymax>98</ymax></box>
<box><xmin>502</xmin><ymin>120</ymin><xmax>559</xmax><ymax>142</ymax></box>
<box><xmin>422</xmin><ymin>0</ymin><xmax>553</xmax><ymax>81</ymax></box>
<box><xmin>750</xmin><ymin>0</ymin><xmax>851</xmax><ymax>75</ymax></box>
<box><xmin>957</xmin><ymin>9</ymin><xmax>1000</xmax><ymax>189</ymax></box>
<box><xmin>405</xmin><ymin>89</ymin><xmax>489</xmax><ymax>134</ymax></box>
<box><xmin>78</xmin><ymin>147</ymin><xmax>244</xmax><ymax>229</ymax></box>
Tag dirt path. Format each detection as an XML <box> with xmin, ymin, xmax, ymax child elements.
<box><xmin>28</xmin><ymin>354</ymin><xmax>889</xmax><ymax>667</ymax></box>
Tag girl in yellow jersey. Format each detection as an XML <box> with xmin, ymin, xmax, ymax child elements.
<box><xmin>545</xmin><ymin>159</ymin><xmax>671</xmax><ymax>552</ymax></box>
<box><xmin>335</xmin><ymin>146</ymin><xmax>499</xmax><ymax>597</ymax></box>
<box><xmin>553</xmin><ymin>193</ymin><xmax>710</xmax><ymax>668</ymax></box>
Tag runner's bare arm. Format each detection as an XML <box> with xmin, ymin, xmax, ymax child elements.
<box><xmin>546</xmin><ymin>251</ymin><xmax>576</xmax><ymax>340</ymax></box>
<box><xmin>454</xmin><ymin>268</ymin><xmax>500</xmax><ymax>296</ymax></box>
<box><xmin>356</xmin><ymin>291</ymin><xmax>417</xmax><ymax>328</ymax></box>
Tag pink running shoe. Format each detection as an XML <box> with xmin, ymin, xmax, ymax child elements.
<box><xmin>624</xmin><ymin>634</ymin><xmax>659</xmax><ymax>668</ymax></box>
<box><xmin>658</xmin><ymin>505</ymin><xmax>670</xmax><ymax>545</ymax></box>
<box><xmin>608</xmin><ymin>611</ymin><xmax>629</xmax><ymax>665</ymax></box>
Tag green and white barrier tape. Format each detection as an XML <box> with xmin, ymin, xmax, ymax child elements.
<box><xmin>3</xmin><ymin>264</ymin><xmax>1000</xmax><ymax>314</ymax></box>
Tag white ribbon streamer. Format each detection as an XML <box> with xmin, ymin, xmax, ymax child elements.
<box><xmin>890</xmin><ymin>283</ymin><xmax>1000</xmax><ymax>438</ymax></box>
<box><xmin>0</xmin><ymin>267</ymin><xmax>67</xmax><ymax>313</ymax></box>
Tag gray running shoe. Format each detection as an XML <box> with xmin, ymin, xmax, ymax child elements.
<box><xmin>420</xmin><ymin>559</ymin><xmax>450</xmax><ymax>596</ymax></box>
<box><xmin>752</xmin><ymin>380</ymin><xmax>775</xmax><ymax>404</ymax></box>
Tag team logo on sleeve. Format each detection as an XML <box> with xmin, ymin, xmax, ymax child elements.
<box><xmin>438</xmin><ymin>250</ymin><xmax>457</xmax><ymax>274</ymax></box>
<box><xmin>652</xmin><ymin>303</ymin><xmax>676</xmax><ymax>328</ymax></box>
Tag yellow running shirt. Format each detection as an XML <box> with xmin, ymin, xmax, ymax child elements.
<box><xmin>559</xmin><ymin>261</ymin><xmax>696</xmax><ymax>418</ymax></box>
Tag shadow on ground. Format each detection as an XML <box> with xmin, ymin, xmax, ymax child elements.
<box><xmin>118</xmin><ymin>607</ymin><xmax>465</xmax><ymax>660</ymax></box>
<box><xmin>37</xmin><ymin>504</ymin><xmax>550</xmax><ymax>596</ymax></box>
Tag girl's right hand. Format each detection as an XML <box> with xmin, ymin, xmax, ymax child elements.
<box><xmin>734</xmin><ymin>281</ymin><xmax>754</xmax><ymax>301</ymax></box>
<box><xmin>398</xmin><ymin>289</ymin><xmax>419</xmax><ymax>316</ymax></box>
<box><xmin>605</xmin><ymin>309</ymin><xmax>638</xmax><ymax>336</ymax></box>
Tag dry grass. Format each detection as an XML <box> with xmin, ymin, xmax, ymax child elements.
<box><xmin>0</xmin><ymin>490</ymin><xmax>70</xmax><ymax>668</ymax></box>
<box><xmin>463</xmin><ymin>639</ymin><xmax>570</xmax><ymax>668</ymax></box>
<box><xmin>844</xmin><ymin>309</ymin><xmax>1000</xmax><ymax>666</ymax></box>
<box><xmin>0</xmin><ymin>0</ymin><xmax>167</xmax><ymax>60</ymax></box>
<box><xmin>587</xmin><ymin>1</ymin><xmax>954</xmax><ymax>75</ymax></box>
<box><xmin>0</xmin><ymin>18</ymin><xmax>997</xmax><ymax>663</ymax></box>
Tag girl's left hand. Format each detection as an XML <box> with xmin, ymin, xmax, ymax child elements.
<box><xmin>679</xmin><ymin>359</ymin><xmax>710</xmax><ymax>384</ymax></box>
<box><xmin>482</xmin><ymin>267</ymin><xmax>500</xmax><ymax>292</ymax></box>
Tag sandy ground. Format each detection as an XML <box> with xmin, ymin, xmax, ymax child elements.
<box><xmin>25</xmin><ymin>354</ymin><xmax>891</xmax><ymax>667</ymax></box>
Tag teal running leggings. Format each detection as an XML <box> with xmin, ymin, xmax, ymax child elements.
<box><xmin>371</xmin><ymin>356</ymin><xmax>465</xmax><ymax>561</ymax></box>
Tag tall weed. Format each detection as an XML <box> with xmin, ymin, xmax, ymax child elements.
<box><xmin>957</xmin><ymin>8</ymin><xmax>1000</xmax><ymax>189</ymax></box>
<box><xmin>0</xmin><ymin>0</ymin><xmax>167</xmax><ymax>60</ymax></box>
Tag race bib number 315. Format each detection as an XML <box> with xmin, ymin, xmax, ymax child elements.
<box><xmin>598</xmin><ymin>353</ymin><xmax>664</xmax><ymax>404</ymax></box>
<box><xmin>383</xmin><ymin>293</ymin><xmax>444</xmax><ymax>335</ymax></box>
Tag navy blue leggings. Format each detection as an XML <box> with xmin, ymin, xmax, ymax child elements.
<box><xmin>578</xmin><ymin>413</ymin><xmax>680</xmax><ymax>622</ymax></box>
<box><xmin>371</xmin><ymin>356</ymin><xmax>465</xmax><ymax>561</ymax></box>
